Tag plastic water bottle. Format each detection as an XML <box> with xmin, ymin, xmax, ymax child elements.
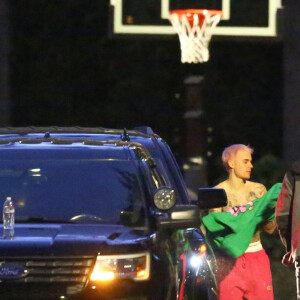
<box><xmin>3</xmin><ymin>197</ymin><xmax>15</xmax><ymax>238</ymax></box>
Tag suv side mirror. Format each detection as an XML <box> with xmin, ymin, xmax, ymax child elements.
<box><xmin>153</xmin><ymin>187</ymin><xmax>176</xmax><ymax>210</ymax></box>
<box><xmin>156</xmin><ymin>204</ymin><xmax>200</xmax><ymax>230</ymax></box>
<box><xmin>197</xmin><ymin>188</ymin><xmax>227</xmax><ymax>209</ymax></box>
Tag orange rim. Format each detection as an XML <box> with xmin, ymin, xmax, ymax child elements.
<box><xmin>170</xmin><ymin>9</ymin><xmax>223</xmax><ymax>17</ymax></box>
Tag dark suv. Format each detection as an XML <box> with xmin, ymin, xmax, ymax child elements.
<box><xmin>0</xmin><ymin>127</ymin><xmax>225</xmax><ymax>300</ymax></box>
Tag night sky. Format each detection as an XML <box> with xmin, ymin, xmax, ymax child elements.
<box><xmin>9</xmin><ymin>0</ymin><xmax>284</xmax><ymax>185</ymax></box>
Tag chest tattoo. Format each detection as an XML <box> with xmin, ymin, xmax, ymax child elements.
<box><xmin>225</xmin><ymin>187</ymin><xmax>265</xmax><ymax>209</ymax></box>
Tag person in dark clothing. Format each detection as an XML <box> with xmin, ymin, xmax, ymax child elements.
<box><xmin>275</xmin><ymin>160</ymin><xmax>300</xmax><ymax>300</ymax></box>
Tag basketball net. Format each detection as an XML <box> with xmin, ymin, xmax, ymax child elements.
<box><xmin>169</xmin><ymin>9</ymin><xmax>222</xmax><ymax>64</ymax></box>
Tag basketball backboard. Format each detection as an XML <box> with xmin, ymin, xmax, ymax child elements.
<box><xmin>110</xmin><ymin>0</ymin><xmax>283</xmax><ymax>37</ymax></box>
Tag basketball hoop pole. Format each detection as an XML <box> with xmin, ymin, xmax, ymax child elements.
<box><xmin>169</xmin><ymin>9</ymin><xmax>222</xmax><ymax>63</ymax></box>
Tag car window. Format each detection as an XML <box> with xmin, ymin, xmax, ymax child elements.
<box><xmin>0</xmin><ymin>158</ymin><xmax>147</xmax><ymax>227</ymax></box>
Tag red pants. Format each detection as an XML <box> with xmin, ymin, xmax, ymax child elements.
<box><xmin>217</xmin><ymin>249</ymin><xmax>274</xmax><ymax>300</ymax></box>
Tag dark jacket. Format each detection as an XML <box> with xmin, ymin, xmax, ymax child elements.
<box><xmin>275</xmin><ymin>160</ymin><xmax>300</xmax><ymax>262</ymax></box>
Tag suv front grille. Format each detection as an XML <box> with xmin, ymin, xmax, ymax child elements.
<box><xmin>0</xmin><ymin>256</ymin><xmax>95</xmax><ymax>298</ymax></box>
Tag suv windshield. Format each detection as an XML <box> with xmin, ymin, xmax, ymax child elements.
<box><xmin>0</xmin><ymin>149</ymin><xmax>147</xmax><ymax>226</ymax></box>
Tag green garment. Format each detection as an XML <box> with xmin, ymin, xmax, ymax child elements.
<box><xmin>202</xmin><ymin>183</ymin><xmax>282</xmax><ymax>258</ymax></box>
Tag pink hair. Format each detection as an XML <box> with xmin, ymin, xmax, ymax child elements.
<box><xmin>222</xmin><ymin>144</ymin><xmax>254</xmax><ymax>171</ymax></box>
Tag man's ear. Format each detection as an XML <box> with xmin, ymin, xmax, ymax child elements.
<box><xmin>228</xmin><ymin>160</ymin><xmax>235</xmax><ymax>169</ymax></box>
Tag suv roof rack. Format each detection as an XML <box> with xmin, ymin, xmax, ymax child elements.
<box><xmin>0</xmin><ymin>126</ymin><xmax>154</xmax><ymax>137</ymax></box>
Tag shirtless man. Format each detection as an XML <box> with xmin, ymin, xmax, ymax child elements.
<box><xmin>210</xmin><ymin>144</ymin><xmax>276</xmax><ymax>300</ymax></box>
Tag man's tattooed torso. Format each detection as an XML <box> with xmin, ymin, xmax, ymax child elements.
<box><xmin>219</xmin><ymin>182</ymin><xmax>268</xmax><ymax>242</ymax></box>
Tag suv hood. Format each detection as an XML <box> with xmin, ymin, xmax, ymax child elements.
<box><xmin>0</xmin><ymin>224</ymin><xmax>152</xmax><ymax>256</ymax></box>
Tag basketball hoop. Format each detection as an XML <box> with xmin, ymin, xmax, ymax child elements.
<box><xmin>169</xmin><ymin>9</ymin><xmax>222</xmax><ymax>64</ymax></box>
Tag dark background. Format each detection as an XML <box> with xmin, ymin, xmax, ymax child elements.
<box><xmin>8</xmin><ymin>0</ymin><xmax>285</xmax><ymax>187</ymax></box>
<box><xmin>0</xmin><ymin>1</ymin><xmax>299</xmax><ymax>298</ymax></box>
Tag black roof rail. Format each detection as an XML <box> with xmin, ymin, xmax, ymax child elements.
<box><xmin>0</xmin><ymin>127</ymin><xmax>150</xmax><ymax>137</ymax></box>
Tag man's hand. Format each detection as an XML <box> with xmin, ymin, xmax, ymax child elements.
<box><xmin>282</xmin><ymin>251</ymin><xmax>294</xmax><ymax>265</ymax></box>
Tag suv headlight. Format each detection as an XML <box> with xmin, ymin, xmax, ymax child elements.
<box><xmin>90</xmin><ymin>252</ymin><xmax>150</xmax><ymax>281</ymax></box>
